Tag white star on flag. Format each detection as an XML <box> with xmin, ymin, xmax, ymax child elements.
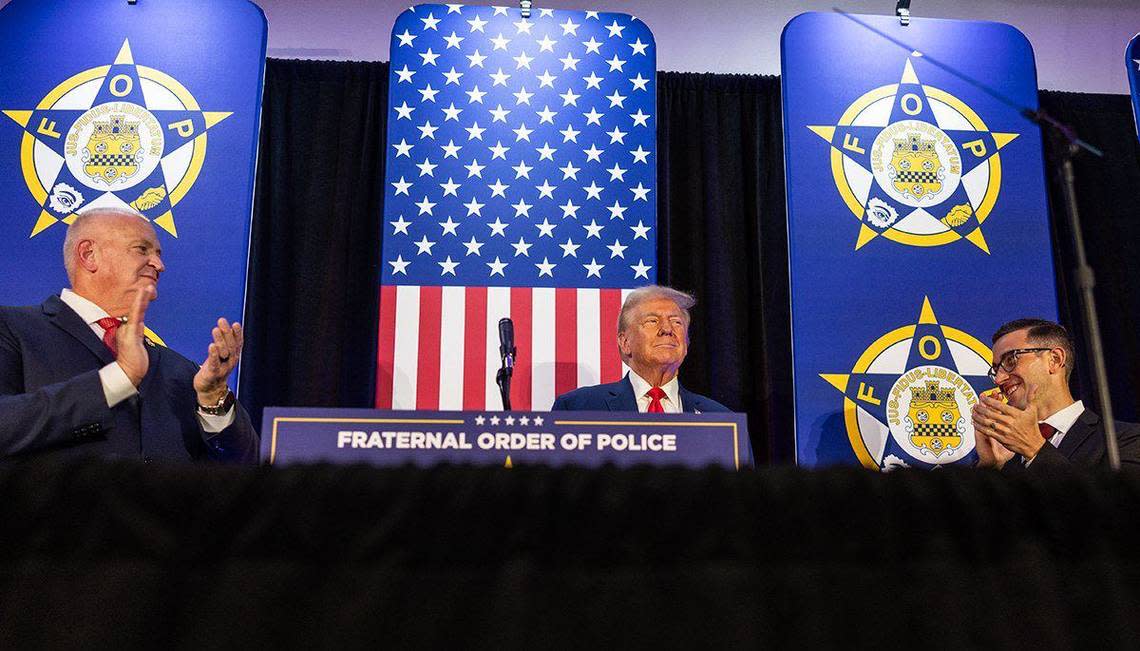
<box><xmin>463</xmin><ymin>236</ymin><xmax>484</xmax><ymax>255</ymax></box>
<box><xmin>391</xmin><ymin>176</ymin><xmax>412</xmax><ymax>195</ymax></box>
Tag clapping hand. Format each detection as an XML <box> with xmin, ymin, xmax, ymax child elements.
<box><xmin>193</xmin><ymin>318</ymin><xmax>243</xmax><ymax>406</ymax></box>
<box><xmin>971</xmin><ymin>385</ymin><xmax>1045</xmax><ymax>462</ymax></box>
<box><xmin>115</xmin><ymin>285</ymin><xmax>155</xmax><ymax>387</ymax></box>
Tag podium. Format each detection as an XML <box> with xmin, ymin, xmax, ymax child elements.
<box><xmin>262</xmin><ymin>408</ymin><xmax>753</xmax><ymax>469</ymax></box>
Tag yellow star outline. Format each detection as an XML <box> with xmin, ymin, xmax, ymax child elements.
<box><xmin>807</xmin><ymin>59</ymin><xmax>1020</xmax><ymax>253</ymax></box>
<box><xmin>2</xmin><ymin>39</ymin><xmax>232</xmax><ymax>237</ymax></box>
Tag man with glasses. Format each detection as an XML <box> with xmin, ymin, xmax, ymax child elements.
<box><xmin>971</xmin><ymin>318</ymin><xmax>1140</xmax><ymax>473</ymax></box>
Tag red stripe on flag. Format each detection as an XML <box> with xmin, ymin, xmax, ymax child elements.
<box><xmin>600</xmin><ymin>289</ymin><xmax>623</xmax><ymax>383</ymax></box>
<box><xmin>463</xmin><ymin>286</ymin><xmax>488</xmax><ymax>410</ymax></box>
<box><xmin>510</xmin><ymin>288</ymin><xmax>532</xmax><ymax>410</ymax></box>
<box><xmin>416</xmin><ymin>286</ymin><xmax>443</xmax><ymax>410</ymax></box>
<box><xmin>555</xmin><ymin>288</ymin><xmax>577</xmax><ymax>396</ymax></box>
<box><xmin>375</xmin><ymin>285</ymin><xmax>398</xmax><ymax>408</ymax></box>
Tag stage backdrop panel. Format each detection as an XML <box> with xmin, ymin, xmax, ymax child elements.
<box><xmin>782</xmin><ymin>12</ymin><xmax>1057</xmax><ymax>469</ymax></box>
<box><xmin>0</xmin><ymin>0</ymin><xmax>266</xmax><ymax>385</ymax></box>
<box><xmin>377</xmin><ymin>4</ymin><xmax>658</xmax><ymax>412</ymax></box>
<box><xmin>1128</xmin><ymin>34</ymin><xmax>1140</xmax><ymax>142</ymax></box>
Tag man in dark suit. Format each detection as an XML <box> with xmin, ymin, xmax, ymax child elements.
<box><xmin>972</xmin><ymin>318</ymin><xmax>1140</xmax><ymax>474</ymax></box>
<box><xmin>0</xmin><ymin>207</ymin><xmax>257</xmax><ymax>463</ymax></box>
<box><xmin>551</xmin><ymin>285</ymin><xmax>729</xmax><ymax>413</ymax></box>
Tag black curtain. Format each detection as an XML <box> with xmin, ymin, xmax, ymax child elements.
<box><xmin>241</xmin><ymin>60</ymin><xmax>388</xmax><ymax>422</ymax></box>
<box><xmin>241</xmin><ymin>59</ymin><xmax>1140</xmax><ymax>462</ymax></box>
<box><xmin>656</xmin><ymin>73</ymin><xmax>793</xmax><ymax>462</ymax></box>
<box><xmin>1038</xmin><ymin>91</ymin><xmax>1140</xmax><ymax>422</ymax></box>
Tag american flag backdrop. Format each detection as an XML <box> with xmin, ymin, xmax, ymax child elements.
<box><xmin>376</xmin><ymin>4</ymin><xmax>657</xmax><ymax>411</ymax></box>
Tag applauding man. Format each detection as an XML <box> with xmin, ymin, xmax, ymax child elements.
<box><xmin>972</xmin><ymin>318</ymin><xmax>1140</xmax><ymax>474</ymax></box>
<box><xmin>0</xmin><ymin>207</ymin><xmax>257</xmax><ymax>463</ymax></box>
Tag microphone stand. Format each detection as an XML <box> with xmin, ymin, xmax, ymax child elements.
<box><xmin>1024</xmin><ymin>109</ymin><xmax>1120</xmax><ymax>470</ymax></box>
<box><xmin>497</xmin><ymin>354</ymin><xmax>513</xmax><ymax>411</ymax></box>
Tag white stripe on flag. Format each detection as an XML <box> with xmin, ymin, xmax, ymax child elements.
<box><xmin>531</xmin><ymin>287</ymin><xmax>556</xmax><ymax>412</ymax></box>
<box><xmin>438</xmin><ymin>285</ymin><xmax>466</xmax><ymax>410</ymax></box>
<box><xmin>486</xmin><ymin>287</ymin><xmax>511</xmax><ymax>410</ymax></box>
<box><xmin>577</xmin><ymin>288</ymin><xmax>601</xmax><ymax>387</ymax></box>
<box><xmin>621</xmin><ymin>288</ymin><xmax>633</xmax><ymax>378</ymax></box>
<box><xmin>392</xmin><ymin>285</ymin><xmax>421</xmax><ymax>410</ymax></box>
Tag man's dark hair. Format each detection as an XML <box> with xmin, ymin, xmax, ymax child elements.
<box><xmin>992</xmin><ymin>318</ymin><xmax>1075</xmax><ymax>379</ymax></box>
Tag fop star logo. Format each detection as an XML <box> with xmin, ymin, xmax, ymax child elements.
<box><xmin>819</xmin><ymin>297</ymin><xmax>995</xmax><ymax>470</ymax></box>
<box><xmin>808</xmin><ymin>58</ymin><xmax>1019</xmax><ymax>252</ymax></box>
<box><xmin>2</xmin><ymin>39</ymin><xmax>231</xmax><ymax>237</ymax></box>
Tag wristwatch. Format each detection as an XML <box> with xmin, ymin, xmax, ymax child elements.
<box><xmin>197</xmin><ymin>390</ymin><xmax>235</xmax><ymax>416</ymax></box>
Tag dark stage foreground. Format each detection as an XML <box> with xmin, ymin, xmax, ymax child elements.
<box><xmin>2</xmin><ymin>459</ymin><xmax>1140</xmax><ymax>648</ymax></box>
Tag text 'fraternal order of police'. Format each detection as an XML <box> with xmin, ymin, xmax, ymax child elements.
<box><xmin>337</xmin><ymin>430</ymin><xmax>678</xmax><ymax>452</ymax></box>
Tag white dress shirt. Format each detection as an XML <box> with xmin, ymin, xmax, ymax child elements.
<box><xmin>1025</xmin><ymin>399</ymin><xmax>1084</xmax><ymax>466</ymax></box>
<box><xmin>627</xmin><ymin>370</ymin><xmax>683</xmax><ymax>413</ymax></box>
<box><xmin>1040</xmin><ymin>399</ymin><xmax>1085</xmax><ymax>451</ymax></box>
<box><xmin>59</xmin><ymin>289</ymin><xmax>234</xmax><ymax>431</ymax></box>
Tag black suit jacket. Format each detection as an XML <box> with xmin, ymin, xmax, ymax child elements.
<box><xmin>0</xmin><ymin>295</ymin><xmax>258</xmax><ymax>463</ymax></box>
<box><xmin>1009</xmin><ymin>409</ymin><xmax>1140</xmax><ymax>477</ymax></box>
<box><xmin>550</xmin><ymin>374</ymin><xmax>730</xmax><ymax>413</ymax></box>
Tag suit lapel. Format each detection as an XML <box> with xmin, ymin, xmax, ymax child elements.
<box><xmin>678</xmin><ymin>385</ymin><xmax>699</xmax><ymax>413</ymax></box>
<box><xmin>137</xmin><ymin>343</ymin><xmax>160</xmax><ymax>395</ymax></box>
<box><xmin>1057</xmin><ymin>409</ymin><xmax>1099</xmax><ymax>459</ymax></box>
<box><xmin>606</xmin><ymin>375</ymin><xmax>639</xmax><ymax>411</ymax></box>
<box><xmin>43</xmin><ymin>295</ymin><xmax>115</xmax><ymax>366</ymax></box>
<box><xmin>136</xmin><ymin>343</ymin><xmax>161</xmax><ymax>441</ymax></box>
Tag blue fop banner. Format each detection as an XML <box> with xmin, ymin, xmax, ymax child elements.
<box><xmin>781</xmin><ymin>13</ymin><xmax>1057</xmax><ymax>469</ymax></box>
<box><xmin>0</xmin><ymin>0</ymin><xmax>266</xmax><ymax>383</ymax></box>
<box><xmin>1128</xmin><ymin>33</ymin><xmax>1140</xmax><ymax>143</ymax></box>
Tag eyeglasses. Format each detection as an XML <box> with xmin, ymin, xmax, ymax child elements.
<box><xmin>987</xmin><ymin>347</ymin><xmax>1051</xmax><ymax>380</ymax></box>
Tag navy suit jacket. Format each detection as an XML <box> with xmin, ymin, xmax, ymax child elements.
<box><xmin>1007</xmin><ymin>409</ymin><xmax>1140</xmax><ymax>477</ymax></box>
<box><xmin>551</xmin><ymin>374</ymin><xmax>730</xmax><ymax>413</ymax></box>
<box><xmin>0</xmin><ymin>295</ymin><xmax>258</xmax><ymax>463</ymax></box>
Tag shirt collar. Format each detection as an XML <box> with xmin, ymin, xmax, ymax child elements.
<box><xmin>628</xmin><ymin>370</ymin><xmax>680</xmax><ymax>406</ymax></box>
<box><xmin>60</xmin><ymin>288</ymin><xmax>112</xmax><ymax>325</ymax></box>
<box><xmin>1042</xmin><ymin>399</ymin><xmax>1085</xmax><ymax>435</ymax></box>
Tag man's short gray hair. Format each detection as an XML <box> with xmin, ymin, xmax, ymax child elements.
<box><xmin>62</xmin><ymin>207</ymin><xmax>148</xmax><ymax>283</ymax></box>
<box><xmin>617</xmin><ymin>285</ymin><xmax>697</xmax><ymax>334</ymax></box>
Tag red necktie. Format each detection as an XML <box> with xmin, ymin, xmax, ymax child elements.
<box><xmin>1038</xmin><ymin>422</ymin><xmax>1056</xmax><ymax>440</ymax></box>
<box><xmin>646</xmin><ymin>386</ymin><xmax>666</xmax><ymax>413</ymax></box>
<box><xmin>97</xmin><ymin>317</ymin><xmax>120</xmax><ymax>356</ymax></box>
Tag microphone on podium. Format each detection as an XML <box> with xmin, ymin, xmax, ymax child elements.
<box><xmin>498</xmin><ymin>317</ymin><xmax>516</xmax><ymax>370</ymax></box>
<box><xmin>496</xmin><ymin>317</ymin><xmax>516</xmax><ymax>410</ymax></box>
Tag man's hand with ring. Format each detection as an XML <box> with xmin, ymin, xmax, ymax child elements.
<box><xmin>193</xmin><ymin>318</ymin><xmax>243</xmax><ymax>407</ymax></box>
<box><xmin>971</xmin><ymin>385</ymin><xmax>1043</xmax><ymax>461</ymax></box>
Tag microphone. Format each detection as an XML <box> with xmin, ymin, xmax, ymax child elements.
<box><xmin>498</xmin><ymin>317</ymin><xmax>516</xmax><ymax>370</ymax></box>
<box><xmin>496</xmin><ymin>317</ymin><xmax>516</xmax><ymax>410</ymax></box>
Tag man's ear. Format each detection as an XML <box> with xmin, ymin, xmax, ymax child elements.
<box><xmin>76</xmin><ymin>239</ymin><xmax>98</xmax><ymax>273</ymax></box>
<box><xmin>1049</xmin><ymin>347</ymin><xmax>1066</xmax><ymax>375</ymax></box>
<box><xmin>617</xmin><ymin>330</ymin><xmax>630</xmax><ymax>358</ymax></box>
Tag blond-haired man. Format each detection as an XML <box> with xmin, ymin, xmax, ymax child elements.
<box><xmin>552</xmin><ymin>285</ymin><xmax>728</xmax><ymax>413</ymax></box>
